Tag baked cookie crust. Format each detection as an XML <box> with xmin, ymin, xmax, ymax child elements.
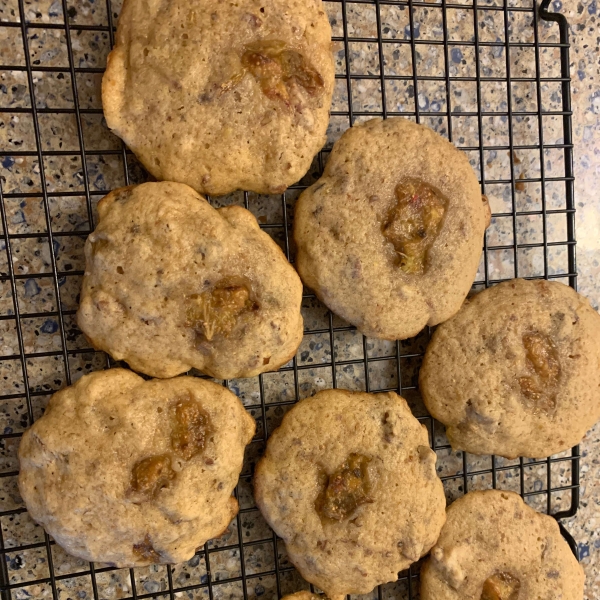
<box><xmin>421</xmin><ymin>490</ymin><xmax>585</xmax><ymax>599</ymax></box>
<box><xmin>254</xmin><ymin>389</ymin><xmax>446</xmax><ymax>597</ymax></box>
<box><xmin>294</xmin><ymin>117</ymin><xmax>490</xmax><ymax>341</ymax></box>
<box><xmin>18</xmin><ymin>369</ymin><xmax>255</xmax><ymax>567</ymax></box>
<box><xmin>420</xmin><ymin>278</ymin><xmax>600</xmax><ymax>458</ymax></box>
<box><xmin>102</xmin><ymin>0</ymin><xmax>334</xmax><ymax>195</ymax></box>
<box><xmin>77</xmin><ymin>182</ymin><xmax>303</xmax><ymax>379</ymax></box>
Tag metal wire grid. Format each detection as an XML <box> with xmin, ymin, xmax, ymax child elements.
<box><xmin>0</xmin><ymin>0</ymin><xmax>578</xmax><ymax>598</ymax></box>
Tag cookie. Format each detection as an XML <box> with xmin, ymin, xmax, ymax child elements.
<box><xmin>421</xmin><ymin>490</ymin><xmax>585</xmax><ymax>599</ymax></box>
<box><xmin>18</xmin><ymin>369</ymin><xmax>255</xmax><ymax>567</ymax></box>
<box><xmin>77</xmin><ymin>182</ymin><xmax>303</xmax><ymax>380</ymax></box>
<box><xmin>420</xmin><ymin>278</ymin><xmax>600</xmax><ymax>458</ymax></box>
<box><xmin>282</xmin><ymin>593</ymin><xmax>327</xmax><ymax>600</ymax></box>
<box><xmin>293</xmin><ymin>117</ymin><xmax>490</xmax><ymax>340</ymax></box>
<box><xmin>102</xmin><ymin>0</ymin><xmax>334</xmax><ymax>196</ymax></box>
<box><xmin>254</xmin><ymin>389</ymin><xmax>446</xmax><ymax>597</ymax></box>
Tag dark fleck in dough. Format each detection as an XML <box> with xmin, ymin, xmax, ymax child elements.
<box><xmin>76</xmin><ymin>182</ymin><xmax>303</xmax><ymax>380</ymax></box>
<box><xmin>420</xmin><ymin>278</ymin><xmax>600</xmax><ymax>458</ymax></box>
<box><xmin>420</xmin><ymin>490</ymin><xmax>584</xmax><ymax>600</ymax></box>
<box><xmin>18</xmin><ymin>369</ymin><xmax>255</xmax><ymax>567</ymax></box>
<box><xmin>102</xmin><ymin>0</ymin><xmax>334</xmax><ymax>195</ymax></box>
<box><xmin>254</xmin><ymin>389</ymin><xmax>446</xmax><ymax>598</ymax></box>
<box><xmin>294</xmin><ymin>117</ymin><xmax>491</xmax><ymax>341</ymax></box>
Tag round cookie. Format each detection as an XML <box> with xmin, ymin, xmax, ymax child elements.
<box><xmin>282</xmin><ymin>594</ymin><xmax>327</xmax><ymax>600</ymax></box>
<box><xmin>420</xmin><ymin>278</ymin><xmax>600</xmax><ymax>458</ymax></box>
<box><xmin>18</xmin><ymin>369</ymin><xmax>255</xmax><ymax>567</ymax></box>
<box><xmin>77</xmin><ymin>182</ymin><xmax>303</xmax><ymax>380</ymax></box>
<box><xmin>254</xmin><ymin>389</ymin><xmax>446</xmax><ymax>598</ymax></box>
<box><xmin>102</xmin><ymin>0</ymin><xmax>334</xmax><ymax>196</ymax></box>
<box><xmin>420</xmin><ymin>490</ymin><xmax>584</xmax><ymax>600</ymax></box>
<box><xmin>293</xmin><ymin>117</ymin><xmax>490</xmax><ymax>341</ymax></box>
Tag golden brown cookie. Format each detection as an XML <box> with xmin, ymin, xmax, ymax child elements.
<box><xmin>18</xmin><ymin>369</ymin><xmax>255</xmax><ymax>567</ymax></box>
<box><xmin>102</xmin><ymin>0</ymin><xmax>334</xmax><ymax>195</ymax></box>
<box><xmin>420</xmin><ymin>490</ymin><xmax>584</xmax><ymax>599</ymax></box>
<box><xmin>420</xmin><ymin>278</ymin><xmax>600</xmax><ymax>458</ymax></box>
<box><xmin>254</xmin><ymin>389</ymin><xmax>446</xmax><ymax>597</ymax></box>
<box><xmin>77</xmin><ymin>182</ymin><xmax>303</xmax><ymax>379</ymax></box>
<box><xmin>294</xmin><ymin>117</ymin><xmax>490</xmax><ymax>341</ymax></box>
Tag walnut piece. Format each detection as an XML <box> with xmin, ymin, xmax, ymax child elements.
<box><xmin>171</xmin><ymin>394</ymin><xmax>211</xmax><ymax>461</ymax></box>
<box><xmin>130</xmin><ymin>454</ymin><xmax>176</xmax><ymax>498</ymax></box>
<box><xmin>241</xmin><ymin>40</ymin><xmax>324</xmax><ymax>107</ymax></box>
<box><xmin>318</xmin><ymin>453</ymin><xmax>372</xmax><ymax>521</ymax></box>
<box><xmin>518</xmin><ymin>331</ymin><xmax>560</xmax><ymax>413</ymax></box>
<box><xmin>187</xmin><ymin>282</ymin><xmax>256</xmax><ymax>341</ymax></box>
<box><xmin>133</xmin><ymin>534</ymin><xmax>161</xmax><ymax>562</ymax></box>
<box><xmin>481</xmin><ymin>572</ymin><xmax>521</xmax><ymax>600</ymax></box>
<box><xmin>382</xmin><ymin>179</ymin><xmax>447</xmax><ymax>274</ymax></box>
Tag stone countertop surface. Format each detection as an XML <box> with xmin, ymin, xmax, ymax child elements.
<box><xmin>0</xmin><ymin>0</ymin><xmax>598</xmax><ymax>598</ymax></box>
<box><xmin>559</xmin><ymin>2</ymin><xmax>600</xmax><ymax>596</ymax></box>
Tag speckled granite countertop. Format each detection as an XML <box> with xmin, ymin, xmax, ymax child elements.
<box><xmin>558</xmin><ymin>2</ymin><xmax>600</xmax><ymax>596</ymax></box>
<box><xmin>0</xmin><ymin>0</ymin><xmax>598</xmax><ymax>598</ymax></box>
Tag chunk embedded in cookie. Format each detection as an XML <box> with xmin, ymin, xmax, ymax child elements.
<box><xmin>18</xmin><ymin>369</ymin><xmax>256</xmax><ymax>567</ymax></box>
<box><xmin>480</xmin><ymin>572</ymin><xmax>521</xmax><ymax>600</ymax></box>
<box><xmin>170</xmin><ymin>394</ymin><xmax>211</xmax><ymax>461</ymax></box>
<box><xmin>518</xmin><ymin>331</ymin><xmax>560</xmax><ymax>413</ymax></box>
<box><xmin>382</xmin><ymin>179</ymin><xmax>447</xmax><ymax>274</ymax></box>
<box><xmin>130</xmin><ymin>454</ymin><xmax>176</xmax><ymax>499</ymax></box>
<box><xmin>254</xmin><ymin>389</ymin><xmax>446</xmax><ymax>598</ymax></box>
<box><xmin>420</xmin><ymin>490</ymin><xmax>584</xmax><ymax>600</ymax></box>
<box><xmin>240</xmin><ymin>40</ymin><xmax>325</xmax><ymax>108</ymax></box>
<box><xmin>420</xmin><ymin>278</ymin><xmax>600</xmax><ymax>458</ymax></box>
<box><xmin>281</xmin><ymin>593</ymin><xmax>330</xmax><ymax>600</ymax></box>
<box><xmin>317</xmin><ymin>453</ymin><xmax>372</xmax><ymax>521</ymax></box>
<box><xmin>77</xmin><ymin>182</ymin><xmax>303</xmax><ymax>379</ymax></box>
<box><xmin>186</xmin><ymin>281</ymin><xmax>257</xmax><ymax>343</ymax></box>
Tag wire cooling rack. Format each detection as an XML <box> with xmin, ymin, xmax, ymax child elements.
<box><xmin>0</xmin><ymin>0</ymin><xmax>578</xmax><ymax>597</ymax></box>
